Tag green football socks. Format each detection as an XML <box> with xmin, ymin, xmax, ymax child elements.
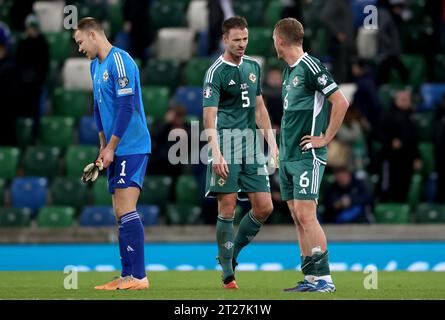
<box><xmin>233</xmin><ymin>210</ymin><xmax>262</xmax><ymax>260</ymax></box>
<box><xmin>216</xmin><ymin>216</ymin><xmax>235</xmax><ymax>281</ymax></box>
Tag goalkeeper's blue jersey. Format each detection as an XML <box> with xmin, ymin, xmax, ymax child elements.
<box><xmin>90</xmin><ymin>46</ymin><xmax>151</xmax><ymax>156</ymax></box>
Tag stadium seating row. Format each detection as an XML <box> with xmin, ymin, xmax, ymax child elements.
<box><xmin>0</xmin><ymin>174</ymin><xmax>200</xmax><ymax>212</ymax></box>
<box><xmin>1</xmin><ymin>201</ymin><xmax>444</xmax><ymax>228</ymax></box>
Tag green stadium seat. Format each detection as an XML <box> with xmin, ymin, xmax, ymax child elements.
<box><xmin>265</xmin><ymin>1</ymin><xmax>282</xmax><ymax>28</ymax></box>
<box><xmin>65</xmin><ymin>145</ymin><xmax>98</xmax><ymax>178</ymax></box>
<box><xmin>389</xmin><ymin>54</ymin><xmax>426</xmax><ymax>87</ymax></box>
<box><xmin>139</xmin><ymin>175</ymin><xmax>173</xmax><ymax>209</ymax></box>
<box><xmin>374</xmin><ymin>203</ymin><xmax>411</xmax><ymax>223</ymax></box>
<box><xmin>415</xmin><ymin>203</ymin><xmax>445</xmax><ymax>223</ymax></box>
<box><xmin>166</xmin><ymin>204</ymin><xmax>202</xmax><ymax>225</ymax></box>
<box><xmin>23</xmin><ymin>146</ymin><xmax>61</xmax><ymax>178</ymax></box>
<box><xmin>50</xmin><ymin>177</ymin><xmax>88</xmax><ymax>210</ymax></box>
<box><xmin>0</xmin><ymin>208</ymin><xmax>32</xmax><ymax>227</ymax></box>
<box><xmin>92</xmin><ymin>177</ymin><xmax>112</xmax><ymax>206</ymax></box>
<box><xmin>0</xmin><ymin>147</ymin><xmax>20</xmax><ymax>179</ymax></box>
<box><xmin>39</xmin><ymin>116</ymin><xmax>75</xmax><ymax>147</ymax></box>
<box><xmin>141</xmin><ymin>59</ymin><xmax>181</xmax><ymax>89</ymax></box>
<box><xmin>16</xmin><ymin>118</ymin><xmax>34</xmax><ymax>148</ymax></box>
<box><xmin>184</xmin><ymin>57</ymin><xmax>212</xmax><ymax>86</ymax></box>
<box><xmin>407</xmin><ymin>173</ymin><xmax>423</xmax><ymax>210</ymax></box>
<box><xmin>233</xmin><ymin>2</ymin><xmax>265</xmax><ymax>27</ymax></box>
<box><xmin>414</xmin><ymin>112</ymin><xmax>434</xmax><ymax>142</ymax></box>
<box><xmin>140</xmin><ymin>86</ymin><xmax>170</xmax><ymax>123</ymax></box>
<box><xmin>419</xmin><ymin>142</ymin><xmax>434</xmax><ymax>176</ymax></box>
<box><xmin>37</xmin><ymin>206</ymin><xmax>75</xmax><ymax>227</ymax></box>
<box><xmin>43</xmin><ymin>31</ymin><xmax>72</xmax><ymax>65</ymax></box>
<box><xmin>150</xmin><ymin>2</ymin><xmax>187</xmax><ymax>29</ymax></box>
<box><xmin>247</xmin><ymin>27</ymin><xmax>274</xmax><ymax>57</ymax></box>
<box><xmin>52</xmin><ymin>88</ymin><xmax>92</xmax><ymax>120</ymax></box>
<box><xmin>175</xmin><ymin>174</ymin><xmax>200</xmax><ymax>206</ymax></box>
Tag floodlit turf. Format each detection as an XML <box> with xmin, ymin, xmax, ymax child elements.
<box><xmin>0</xmin><ymin>271</ymin><xmax>444</xmax><ymax>300</ymax></box>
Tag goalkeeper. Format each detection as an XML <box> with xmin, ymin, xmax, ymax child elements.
<box><xmin>74</xmin><ymin>17</ymin><xmax>151</xmax><ymax>290</ymax></box>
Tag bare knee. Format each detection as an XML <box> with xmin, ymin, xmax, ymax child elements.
<box><xmin>114</xmin><ymin>188</ymin><xmax>139</xmax><ymax>218</ymax></box>
<box><xmin>218</xmin><ymin>201</ymin><xmax>237</xmax><ymax>219</ymax></box>
<box><xmin>294</xmin><ymin>201</ymin><xmax>319</xmax><ymax>229</ymax></box>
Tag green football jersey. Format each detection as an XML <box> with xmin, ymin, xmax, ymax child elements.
<box><xmin>202</xmin><ymin>55</ymin><xmax>262</xmax><ymax>162</ymax></box>
<box><xmin>280</xmin><ymin>52</ymin><xmax>338</xmax><ymax>164</ymax></box>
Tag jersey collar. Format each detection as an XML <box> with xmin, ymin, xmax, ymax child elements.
<box><xmin>221</xmin><ymin>55</ymin><xmax>243</xmax><ymax>67</ymax></box>
<box><xmin>290</xmin><ymin>52</ymin><xmax>307</xmax><ymax>68</ymax></box>
<box><xmin>98</xmin><ymin>46</ymin><xmax>116</xmax><ymax>64</ymax></box>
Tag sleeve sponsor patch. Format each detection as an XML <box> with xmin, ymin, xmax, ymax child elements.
<box><xmin>322</xmin><ymin>83</ymin><xmax>337</xmax><ymax>94</ymax></box>
<box><xmin>118</xmin><ymin>88</ymin><xmax>133</xmax><ymax>95</ymax></box>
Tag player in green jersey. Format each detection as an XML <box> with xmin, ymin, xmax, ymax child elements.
<box><xmin>202</xmin><ymin>16</ymin><xmax>279</xmax><ymax>289</ymax></box>
<box><xmin>273</xmin><ymin>18</ymin><xmax>349</xmax><ymax>292</ymax></box>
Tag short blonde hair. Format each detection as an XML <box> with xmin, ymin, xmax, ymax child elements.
<box><xmin>274</xmin><ymin>18</ymin><xmax>304</xmax><ymax>46</ymax></box>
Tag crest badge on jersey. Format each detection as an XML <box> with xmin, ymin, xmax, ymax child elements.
<box><xmin>249</xmin><ymin>73</ymin><xmax>256</xmax><ymax>83</ymax></box>
<box><xmin>217</xmin><ymin>177</ymin><xmax>226</xmax><ymax>187</ymax></box>
<box><xmin>103</xmin><ymin>70</ymin><xmax>109</xmax><ymax>82</ymax></box>
<box><xmin>118</xmin><ymin>76</ymin><xmax>129</xmax><ymax>88</ymax></box>
<box><xmin>292</xmin><ymin>76</ymin><xmax>299</xmax><ymax>87</ymax></box>
<box><xmin>317</xmin><ymin>74</ymin><xmax>328</xmax><ymax>86</ymax></box>
<box><xmin>203</xmin><ymin>86</ymin><xmax>212</xmax><ymax>98</ymax></box>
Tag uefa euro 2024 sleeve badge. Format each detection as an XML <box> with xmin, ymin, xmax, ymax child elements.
<box><xmin>203</xmin><ymin>86</ymin><xmax>212</xmax><ymax>98</ymax></box>
<box><xmin>317</xmin><ymin>74</ymin><xmax>328</xmax><ymax>86</ymax></box>
<box><xmin>118</xmin><ymin>76</ymin><xmax>129</xmax><ymax>88</ymax></box>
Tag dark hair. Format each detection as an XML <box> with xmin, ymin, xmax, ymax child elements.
<box><xmin>274</xmin><ymin>18</ymin><xmax>304</xmax><ymax>45</ymax></box>
<box><xmin>76</xmin><ymin>17</ymin><xmax>104</xmax><ymax>33</ymax></box>
<box><xmin>222</xmin><ymin>16</ymin><xmax>248</xmax><ymax>35</ymax></box>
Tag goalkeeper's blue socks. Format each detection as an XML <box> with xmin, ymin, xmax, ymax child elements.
<box><xmin>119</xmin><ymin>211</ymin><xmax>146</xmax><ymax>280</ymax></box>
<box><xmin>118</xmin><ymin>221</ymin><xmax>131</xmax><ymax>277</ymax></box>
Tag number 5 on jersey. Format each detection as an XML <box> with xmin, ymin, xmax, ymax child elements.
<box><xmin>242</xmin><ymin>90</ymin><xmax>250</xmax><ymax>108</ymax></box>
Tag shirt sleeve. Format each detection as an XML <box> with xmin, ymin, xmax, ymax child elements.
<box><xmin>110</xmin><ymin>51</ymin><xmax>136</xmax><ymax>97</ymax></box>
<box><xmin>304</xmin><ymin>59</ymin><xmax>338</xmax><ymax>98</ymax></box>
<box><xmin>202</xmin><ymin>69</ymin><xmax>221</xmax><ymax>108</ymax></box>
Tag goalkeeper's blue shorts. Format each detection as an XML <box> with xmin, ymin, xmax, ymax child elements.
<box><xmin>107</xmin><ymin>154</ymin><xmax>149</xmax><ymax>194</ymax></box>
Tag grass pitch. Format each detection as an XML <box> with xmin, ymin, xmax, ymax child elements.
<box><xmin>0</xmin><ymin>271</ymin><xmax>444</xmax><ymax>300</ymax></box>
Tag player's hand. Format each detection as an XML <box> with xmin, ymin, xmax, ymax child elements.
<box><xmin>212</xmin><ymin>152</ymin><xmax>229</xmax><ymax>180</ymax></box>
<box><xmin>81</xmin><ymin>159</ymin><xmax>104</xmax><ymax>183</ymax></box>
<box><xmin>97</xmin><ymin>146</ymin><xmax>115</xmax><ymax>169</ymax></box>
<box><xmin>300</xmin><ymin>135</ymin><xmax>328</xmax><ymax>151</ymax></box>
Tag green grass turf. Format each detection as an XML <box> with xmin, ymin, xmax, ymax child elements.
<box><xmin>0</xmin><ymin>271</ymin><xmax>444</xmax><ymax>300</ymax></box>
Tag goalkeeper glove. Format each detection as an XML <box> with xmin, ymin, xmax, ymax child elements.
<box><xmin>81</xmin><ymin>160</ymin><xmax>104</xmax><ymax>183</ymax></box>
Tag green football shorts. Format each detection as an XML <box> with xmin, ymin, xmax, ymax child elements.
<box><xmin>279</xmin><ymin>158</ymin><xmax>325</xmax><ymax>201</ymax></box>
<box><xmin>205</xmin><ymin>161</ymin><xmax>271</xmax><ymax>201</ymax></box>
